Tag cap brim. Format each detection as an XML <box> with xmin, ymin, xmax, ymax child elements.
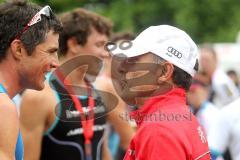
<box><xmin>110</xmin><ymin>40</ymin><xmax>148</xmax><ymax>58</ymax></box>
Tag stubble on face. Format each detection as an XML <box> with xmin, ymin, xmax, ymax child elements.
<box><xmin>19</xmin><ymin>30</ymin><xmax>59</xmax><ymax>90</ymax></box>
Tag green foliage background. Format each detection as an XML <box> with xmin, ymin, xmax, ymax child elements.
<box><xmin>2</xmin><ymin>0</ymin><xmax>240</xmax><ymax>43</ymax></box>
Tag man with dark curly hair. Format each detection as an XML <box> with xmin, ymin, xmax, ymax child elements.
<box><xmin>0</xmin><ymin>1</ymin><xmax>61</xmax><ymax>159</ymax></box>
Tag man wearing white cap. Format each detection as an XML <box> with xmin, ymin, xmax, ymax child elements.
<box><xmin>110</xmin><ymin>25</ymin><xmax>211</xmax><ymax>160</ymax></box>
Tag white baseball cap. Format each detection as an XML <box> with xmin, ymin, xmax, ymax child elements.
<box><xmin>110</xmin><ymin>25</ymin><xmax>199</xmax><ymax>77</ymax></box>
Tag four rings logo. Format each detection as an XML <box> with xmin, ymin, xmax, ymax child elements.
<box><xmin>166</xmin><ymin>47</ymin><xmax>182</xmax><ymax>58</ymax></box>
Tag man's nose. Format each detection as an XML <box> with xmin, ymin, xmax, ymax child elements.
<box><xmin>51</xmin><ymin>53</ymin><xmax>60</xmax><ymax>68</ymax></box>
<box><xmin>100</xmin><ymin>48</ymin><xmax>111</xmax><ymax>58</ymax></box>
<box><xmin>118</xmin><ymin>59</ymin><xmax>130</xmax><ymax>74</ymax></box>
<box><xmin>50</xmin><ymin>60</ymin><xmax>59</xmax><ymax>69</ymax></box>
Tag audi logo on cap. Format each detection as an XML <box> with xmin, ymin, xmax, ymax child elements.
<box><xmin>166</xmin><ymin>47</ymin><xmax>182</xmax><ymax>59</ymax></box>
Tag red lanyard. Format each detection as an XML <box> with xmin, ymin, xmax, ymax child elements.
<box><xmin>54</xmin><ymin>70</ymin><xmax>95</xmax><ymax>157</ymax></box>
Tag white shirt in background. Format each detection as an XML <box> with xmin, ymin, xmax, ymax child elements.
<box><xmin>195</xmin><ymin>101</ymin><xmax>219</xmax><ymax>138</ymax></box>
<box><xmin>208</xmin><ymin>98</ymin><xmax>240</xmax><ymax>160</ymax></box>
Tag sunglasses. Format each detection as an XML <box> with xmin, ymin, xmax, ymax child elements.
<box><xmin>15</xmin><ymin>5</ymin><xmax>52</xmax><ymax>39</ymax></box>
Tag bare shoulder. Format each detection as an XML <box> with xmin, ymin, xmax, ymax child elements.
<box><xmin>20</xmin><ymin>83</ymin><xmax>57</xmax><ymax>125</ymax></box>
<box><xmin>23</xmin><ymin>83</ymin><xmax>55</xmax><ymax>102</ymax></box>
<box><xmin>0</xmin><ymin>94</ymin><xmax>19</xmax><ymax>158</ymax></box>
<box><xmin>21</xmin><ymin>83</ymin><xmax>57</xmax><ymax>110</ymax></box>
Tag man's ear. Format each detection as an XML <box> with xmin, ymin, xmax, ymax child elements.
<box><xmin>157</xmin><ymin>62</ymin><xmax>174</xmax><ymax>84</ymax></box>
<box><xmin>10</xmin><ymin>39</ymin><xmax>25</xmax><ymax>60</ymax></box>
<box><xmin>67</xmin><ymin>37</ymin><xmax>82</xmax><ymax>55</ymax></box>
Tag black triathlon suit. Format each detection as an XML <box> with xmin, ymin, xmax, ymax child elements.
<box><xmin>40</xmin><ymin>77</ymin><xmax>107</xmax><ymax>160</ymax></box>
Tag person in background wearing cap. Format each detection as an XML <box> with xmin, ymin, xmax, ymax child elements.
<box><xmin>199</xmin><ymin>45</ymin><xmax>239</xmax><ymax>108</ymax></box>
<box><xmin>0</xmin><ymin>1</ymin><xmax>61</xmax><ymax>160</ymax></box>
<box><xmin>110</xmin><ymin>25</ymin><xmax>211</xmax><ymax>160</ymax></box>
<box><xmin>187</xmin><ymin>76</ymin><xmax>219</xmax><ymax>138</ymax></box>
